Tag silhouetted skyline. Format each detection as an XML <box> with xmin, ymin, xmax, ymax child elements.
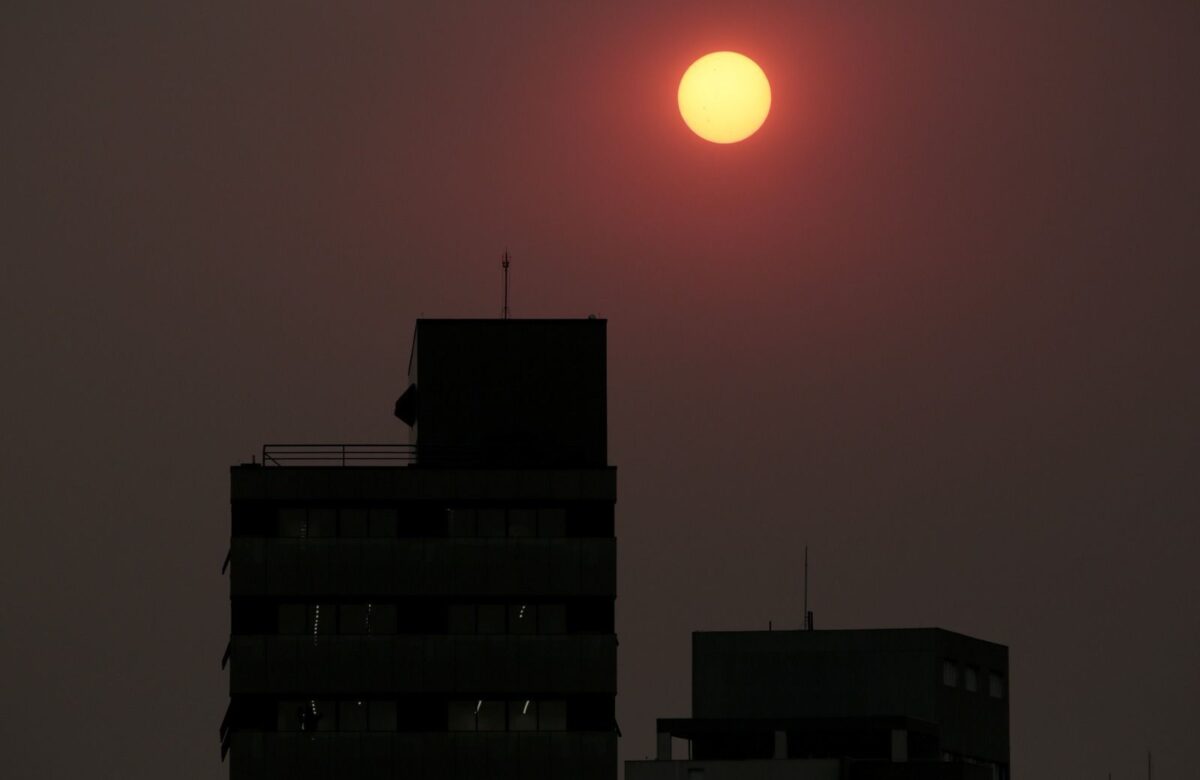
<box><xmin>2</xmin><ymin>3</ymin><xmax>1198</xmax><ymax>779</ymax></box>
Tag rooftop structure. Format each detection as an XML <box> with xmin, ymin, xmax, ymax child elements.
<box><xmin>628</xmin><ymin>628</ymin><xmax>1009</xmax><ymax>780</ymax></box>
<box><xmin>222</xmin><ymin>318</ymin><xmax>618</xmax><ymax>780</ymax></box>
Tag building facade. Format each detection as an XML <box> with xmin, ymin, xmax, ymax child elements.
<box><xmin>627</xmin><ymin>628</ymin><xmax>1009</xmax><ymax>780</ymax></box>
<box><xmin>221</xmin><ymin>319</ymin><xmax>618</xmax><ymax>780</ymax></box>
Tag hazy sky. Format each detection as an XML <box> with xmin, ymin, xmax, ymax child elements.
<box><xmin>2</xmin><ymin>2</ymin><xmax>1198</xmax><ymax>778</ymax></box>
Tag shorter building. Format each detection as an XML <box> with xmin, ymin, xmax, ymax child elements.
<box><xmin>627</xmin><ymin>628</ymin><xmax>1008</xmax><ymax>780</ymax></box>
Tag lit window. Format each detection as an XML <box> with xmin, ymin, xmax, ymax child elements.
<box><xmin>965</xmin><ymin>667</ymin><xmax>978</xmax><ymax>692</ymax></box>
<box><xmin>942</xmin><ymin>660</ymin><xmax>958</xmax><ymax>687</ymax></box>
<box><xmin>510</xmin><ymin>604</ymin><xmax>537</xmax><ymax>635</ymax></box>
<box><xmin>476</xmin><ymin>700</ymin><xmax>505</xmax><ymax>731</ymax></box>
<box><xmin>509</xmin><ymin>699</ymin><xmax>537</xmax><ymax>731</ymax></box>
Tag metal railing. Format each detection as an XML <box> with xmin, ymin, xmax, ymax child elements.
<box><xmin>261</xmin><ymin>444</ymin><xmax>417</xmax><ymax>467</ymax></box>
<box><xmin>259</xmin><ymin>442</ymin><xmax>601</xmax><ymax>468</ymax></box>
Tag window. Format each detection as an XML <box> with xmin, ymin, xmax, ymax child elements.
<box><xmin>510</xmin><ymin>604</ymin><xmax>537</xmax><ymax>635</ymax></box>
<box><xmin>478</xmin><ymin>509</ymin><xmax>506</xmax><ymax>538</ymax></box>
<box><xmin>539</xmin><ymin>604</ymin><xmax>566</xmax><ymax>634</ymax></box>
<box><xmin>287</xmin><ymin>700</ymin><xmax>333</xmax><ymax>731</ymax></box>
<box><xmin>340</xmin><ymin>604</ymin><xmax>370</xmax><ymax>634</ymax></box>
<box><xmin>508</xmin><ymin>509</ymin><xmax>536</xmax><ymax>537</ymax></box>
<box><xmin>368</xmin><ymin>507</ymin><xmax>398</xmax><ymax>537</ymax></box>
<box><xmin>989</xmin><ymin>672</ymin><xmax>1004</xmax><ymax>699</ymax></box>
<box><xmin>448</xmin><ymin>605</ymin><xmax>476</xmax><ymax>634</ymax></box>
<box><xmin>942</xmin><ymin>660</ymin><xmax>958</xmax><ymax>687</ymax></box>
<box><xmin>448</xmin><ymin>700</ymin><xmax>505</xmax><ymax>731</ymax></box>
<box><xmin>538</xmin><ymin>508</ymin><xmax>566</xmax><ymax>537</ymax></box>
<box><xmin>448</xmin><ymin>508</ymin><xmax>476</xmax><ymax>537</ymax></box>
<box><xmin>277</xmin><ymin>701</ymin><xmax>305</xmax><ymax>731</ymax></box>
<box><xmin>367</xmin><ymin>603</ymin><xmax>397</xmax><ymax>635</ymax></box>
<box><xmin>278</xmin><ymin>508</ymin><xmax>308</xmax><ymax>538</ymax></box>
<box><xmin>965</xmin><ymin>667</ymin><xmax>978</xmax><ymax>693</ymax></box>
<box><xmin>473</xmin><ymin>700</ymin><xmax>494</xmax><ymax>730</ymax></box>
<box><xmin>448</xmin><ymin>700</ymin><xmax>478</xmax><ymax>731</ymax></box>
<box><xmin>509</xmin><ymin>700</ymin><xmax>537</xmax><ymax>731</ymax></box>
<box><xmin>369</xmin><ymin>700</ymin><xmax>397</xmax><ymax>731</ymax></box>
<box><xmin>539</xmin><ymin>700</ymin><xmax>566</xmax><ymax>731</ymax></box>
<box><xmin>477</xmin><ymin>605</ymin><xmax>506</xmax><ymax>634</ymax></box>
<box><xmin>339</xmin><ymin>700</ymin><xmax>368</xmax><ymax>731</ymax></box>
<box><xmin>340</xmin><ymin>508</ymin><xmax>368</xmax><ymax>537</ymax></box>
<box><xmin>307</xmin><ymin>508</ymin><xmax>337</xmax><ymax>538</ymax></box>
<box><xmin>278</xmin><ymin>604</ymin><xmax>306</xmax><ymax>634</ymax></box>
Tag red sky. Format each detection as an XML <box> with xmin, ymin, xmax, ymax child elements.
<box><xmin>3</xmin><ymin>2</ymin><xmax>1198</xmax><ymax>778</ymax></box>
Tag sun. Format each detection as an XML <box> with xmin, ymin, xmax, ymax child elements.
<box><xmin>678</xmin><ymin>51</ymin><xmax>771</xmax><ymax>144</ymax></box>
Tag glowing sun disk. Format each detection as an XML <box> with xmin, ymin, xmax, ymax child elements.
<box><xmin>678</xmin><ymin>51</ymin><xmax>771</xmax><ymax>144</ymax></box>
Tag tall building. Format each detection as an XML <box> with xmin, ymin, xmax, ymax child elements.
<box><xmin>627</xmin><ymin>628</ymin><xmax>1009</xmax><ymax>780</ymax></box>
<box><xmin>221</xmin><ymin>319</ymin><xmax>618</xmax><ymax>780</ymax></box>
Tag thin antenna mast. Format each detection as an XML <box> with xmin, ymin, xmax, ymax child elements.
<box><xmin>804</xmin><ymin>545</ymin><xmax>810</xmax><ymax>630</ymax></box>
<box><xmin>501</xmin><ymin>250</ymin><xmax>511</xmax><ymax>319</ymax></box>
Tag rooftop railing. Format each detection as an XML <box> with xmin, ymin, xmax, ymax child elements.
<box><xmin>261</xmin><ymin>444</ymin><xmax>416</xmax><ymax>467</ymax></box>
<box><xmin>259</xmin><ymin>442</ymin><xmax>603</xmax><ymax>468</ymax></box>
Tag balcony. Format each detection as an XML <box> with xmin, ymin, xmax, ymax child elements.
<box><xmin>228</xmin><ymin>634</ymin><xmax>617</xmax><ymax>695</ymax></box>
<box><xmin>230</xmin><ymin>537</ymin><xmax>616</xmax><ymax>598</ymax></box>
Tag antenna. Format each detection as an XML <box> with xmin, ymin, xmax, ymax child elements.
<box><xmin>501</xmin><ymin>250</ymin><xmax>511</xmax><ymax>319</ymax></box>
<box><xmin>804</xmin><ymin>545</ymin><xmax>813</xmax><ymax>630</ymax></box>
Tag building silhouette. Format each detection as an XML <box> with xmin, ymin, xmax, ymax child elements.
<box><xmin>627</xmin><ymin>628</ymin><xmax>1009</xmax><ymax>780</ymax></box>
<box><xmin>221</xmin><ymin>319</ymin><xmax>618</xmax><ymax>779</ymax></box>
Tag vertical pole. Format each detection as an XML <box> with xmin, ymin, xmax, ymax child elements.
<box><xmin>804</xmin><ymin>545</ymin><xmax>809</xmax><ymax>629</ymax></box>
<box><xmin>502</xmin><ymin>250</ymin><xmax>511</xmax><ymax>319</ymax></box>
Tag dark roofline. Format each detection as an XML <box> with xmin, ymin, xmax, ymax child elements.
<box><xmin>656</xmin><ymin>716</ymin><xmax>941</xmax><ymax>739</ymax></box>
<box><xmin>692</xmin><ymin>627</ymin><xmax>1007</xmax><ymax>649</ymax></box>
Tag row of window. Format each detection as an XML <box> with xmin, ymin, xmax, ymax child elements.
<box><xmin>233</xmin><ymin>504</ymin><xmax>613</xmax><ymax>540</ymax></box>
<box><xmin>233</xmin><ymin>598</ymin><xmax>612</xmax><ymax>635</ymax></box>
<box><xmin>272</xmin><ymin>602</ymin><xmax>574</xmax><ymax>636</ymax></box>
<box><xmin>942</xmin><ymin>660</ymin><xmax>1004</xmax><ymax>698</ymax></box>
<box><xmin>277</xmin><ymin>698</ymin><xmax>583</xmax><ymax>733</ymax></box>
